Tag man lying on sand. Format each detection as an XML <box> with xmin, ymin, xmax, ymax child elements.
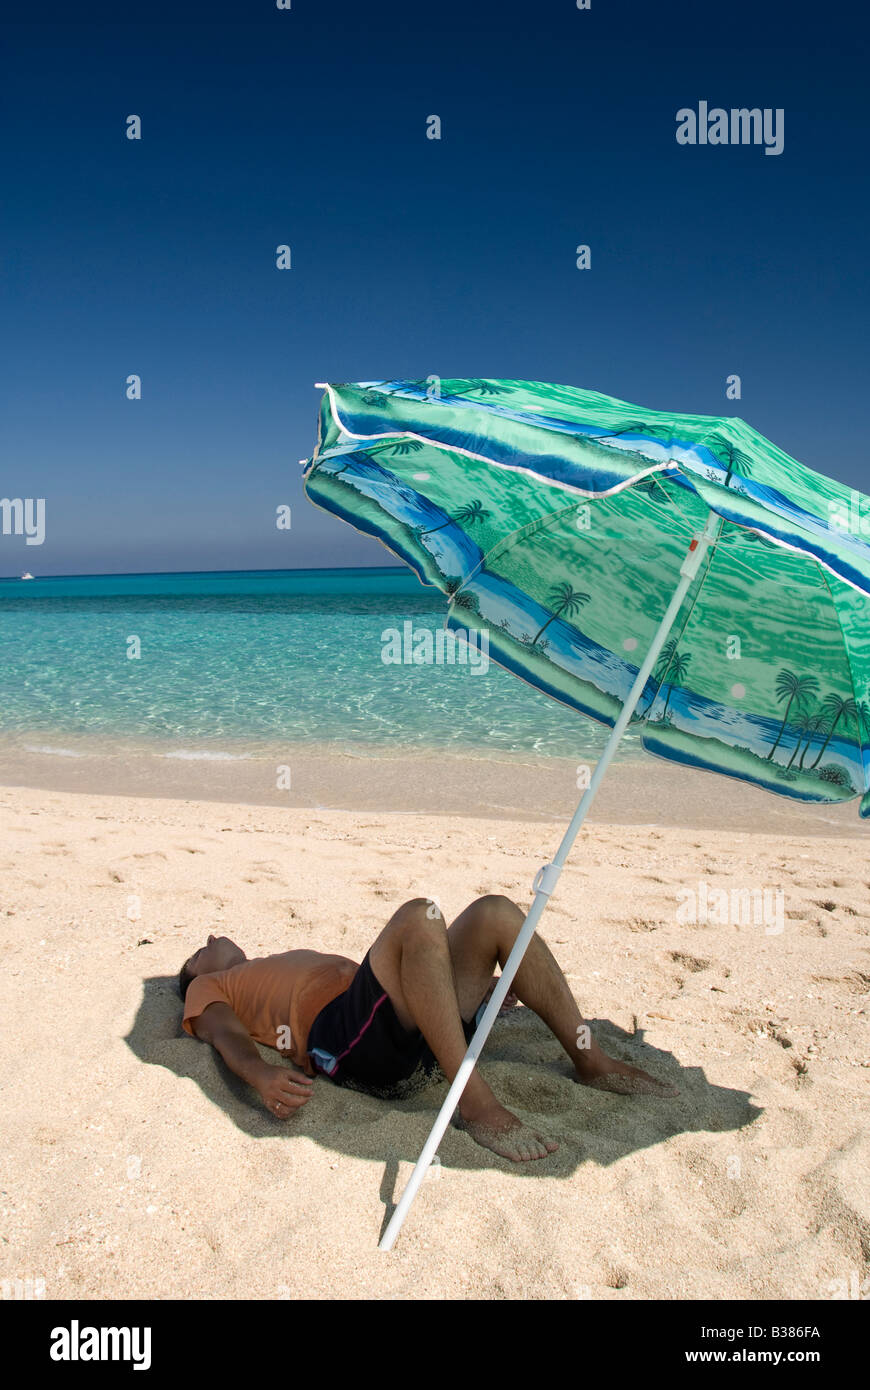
<box><xmin>179</xmin><ymin>894</ymin><xmax>677</xmax><ymax>1162</ymax></box>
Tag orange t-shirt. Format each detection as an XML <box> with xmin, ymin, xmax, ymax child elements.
<box><xmin>182</xmin><ymin>951</ymin><xmax>359</xmax><ymax>1074</ymax></box>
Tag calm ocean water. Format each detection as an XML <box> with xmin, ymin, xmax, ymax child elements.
<box><xmin>0</xmin><ymin>568</ymin><xmax>641</xmax><ymax>761</ymax></box>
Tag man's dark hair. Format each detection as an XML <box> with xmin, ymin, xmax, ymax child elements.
<box><xmin>178</xmin><ymin>958</ymin><xmax>196</xmax><ymax>1001</ymax></box>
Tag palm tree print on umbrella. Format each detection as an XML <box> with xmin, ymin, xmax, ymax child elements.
<box><xmin>765</xmin><ymin>671</ymin><xmax>820</xmax><ymax>761</ymax></box>
<box><xmin>451</xmin><ymin>588</ymin><xmax>482</xmax><ymax>617</ymax></box>
<box><xmin>794</xmin><ymin>713</ymin><xmax>830</xmax><ymax>770</ymax></box>
<box><xmin>787</xmin><ymin>709</ymin><xmax>819</xmax><ymax>769</ymax></box>
<box><xmin>651</xmin><ymin>639</ymin><xmax>692</xmax><ymax>720</ymax></box>
<box><xmin>632</xmin><ymin>474</ymin><xmax>673</xmax><ymax>504</ymax></box>
<box><xmin>530</xmin><ymin>583</ymin><xmax>591</xmax><ymax>646</ymax></box>
<box><xmin>704</xmin><ymin>435</ymin><xmax>755</xmax><ymax>480</ymax></box>
<box><xmin>808</xmin><ymin>694</ymin><xmax>857</xmax><ymax>769</ymax></box>
<box><xmin>589</xmin><ymin>421</ymin><xmax>674</xmax><ymax>450</ymax></box>
<box><xmin>325</xmin><ymin>453</ymin><xmax>364</xmax><ymax>479</ymax></box>
<box><xmin>659</xmin><ymin>651</ymin><xmax>692</xmax><ymax>720</ymax></box>
<box><xmin>857</xmin><ymin>699</ymin><xmax>870</xmax><ymax>746</ymax></box>
<box><xmin>654</xmin><ymin>638</ymin><xmax>680</xmax><ymax>676</ymax></box>
<box><xmin>326</xmin><ymin>452</ymin><xmax>387</xmax><ymax>482</ymax></box>
<box><xmin>452</xmin><ymin>380</ymin><xmax>514</xmax><ymax>397</ymax></box>
<box><xmin>383</xmin><ymin>439</ymin><xmax>425</xmax><ymax>456</ymax></box>
<box><xmin>418</xmin><ymin>499</ymin><xmax>492</xmax><ymax>537</ymax></box>
<box><xmin>720</xmin><ymin>528</ymin><xmax>776</xmax><ymax>550</ymax></box>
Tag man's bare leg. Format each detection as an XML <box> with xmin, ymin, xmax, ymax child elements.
<box><xmin>447</xmin><ymin>895</ymin><xmax>679</xmax><ymax>1097</ymax></box>
<box><xmin>368</xmin><ymin>899</ymin><xmax>559</xmax><ymax>1162</ymax></box>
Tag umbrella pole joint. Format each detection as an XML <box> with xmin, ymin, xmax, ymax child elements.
<box><xmin>531</xmin><ymin>863</ymin><xmax>561</xmax><ymax>895</ymax></box>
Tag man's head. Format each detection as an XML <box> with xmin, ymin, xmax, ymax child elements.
<box><xmin>178</xmin><ymin>934</ymin><xmax>246</xmax><ymax>1000</ymax></box>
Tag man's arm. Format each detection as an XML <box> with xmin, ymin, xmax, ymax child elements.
<box><xmin>191</xmin><ymin>1002</ymin><xmax>313</xmax><ymax>1117</ymax></box>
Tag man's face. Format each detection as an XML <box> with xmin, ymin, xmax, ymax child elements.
<box><xmin>185</xmin><ymin>934</ymin><xmax>246</xmax><ymax>980</ymax></box>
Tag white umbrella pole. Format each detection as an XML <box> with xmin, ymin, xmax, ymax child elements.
<box><xmin>379</xmin><ymin>512</ymin><xmax>718</xmax><ymax>1251</ymax></box>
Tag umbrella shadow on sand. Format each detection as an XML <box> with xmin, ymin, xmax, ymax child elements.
<box><xmin>127</xmin><ymin>974</ymin><xmax>761</xmax><ymax>1237</ymax></box>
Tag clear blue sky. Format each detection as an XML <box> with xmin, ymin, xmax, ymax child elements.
<box><xmin>2</xmin><ymin>0</ymin><xmax>867</xmax><ymax>576</ymax></box>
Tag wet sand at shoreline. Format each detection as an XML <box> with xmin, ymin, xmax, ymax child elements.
<box><xmin>0</xmin><ymin>740</ymin><xmax>865</xmax><ymax>836</ymax></box>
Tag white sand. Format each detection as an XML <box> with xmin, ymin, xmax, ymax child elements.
<box><xmin>0</xmin><ymin>780</ymin><xmax>868</xmax><ymax>1300</ymax></box>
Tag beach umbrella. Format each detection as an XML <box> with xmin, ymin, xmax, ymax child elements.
<box><xmin>303</xmin><ymin>378</ymin><xmax>870</xmax><ymax>1249</ymax></box>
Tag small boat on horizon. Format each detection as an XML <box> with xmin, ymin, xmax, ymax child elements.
<box><xmin>20</xmin><ymin>572</ymin><xmax>34</xmax><ymax>580</ymax></box>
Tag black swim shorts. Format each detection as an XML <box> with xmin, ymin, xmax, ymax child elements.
<box><xmin>306</xmin><ymin>949</ymin><xmax>486</xmax><ymax>1100</ymax></box>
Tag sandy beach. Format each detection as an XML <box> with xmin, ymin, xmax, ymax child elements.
<box><xmin>1</xmin><ymin>765</ymin><xmax>867</xmax><ymax>1301</ymax></box>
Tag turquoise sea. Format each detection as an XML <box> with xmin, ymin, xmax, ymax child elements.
<box><xmin>0</xmin><ymin>567</ymin><xmax>643</xmax><ymax>761</ymax></box>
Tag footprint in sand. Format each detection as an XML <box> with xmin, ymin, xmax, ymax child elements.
<box><xmin>676</xmin><ymin>1148</ymin><xmax>754</xmax><ymax>1219</ymax></box>
<box><xmin>761</xmin><ymin>1106</ymin><xmax>816</xmax><ymax>1147</ymax></box>
<box><xmin>811</xmin><ymin>970</ymin><xmax>870</xmax><ymax>995</ymax></box>
<box><xmin>741</xmin><ymin>1016</ymin><xmax>793</xmax><ymax>1049</ymax></box>
<box><xmin>800</xmin><ymin>1143</ymin><xmax>870</xmax><ymax>1265</ymax></box>
<box><xmin>668</xmin><ymin>952</ymin><xmax>711</xmax><ymax>973</ymax></box>
<box><xmin>801</xmin><ymin>920</ymin><xmax>828</xmax><ymax>937</ymax></box>
<box><xmin>600</xmin><ymin>1262</ymin><xmax>631</xmax><ymax>1290</ymax></box>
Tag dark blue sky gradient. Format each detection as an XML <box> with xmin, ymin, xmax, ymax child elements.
<box><xmin>2</xmin><ymin>0</ymin><xmax>867</xmax><ymax>575</ymax></box>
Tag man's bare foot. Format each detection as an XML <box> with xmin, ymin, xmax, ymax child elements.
<box><xmin>575</xmin><ymin>1053</ymin><xmax>679</xmax><ymax>1097</ymax></box>
<box><xmin>456</xmin><ymin>1100</ymin><xmax>558</xmax><ymax>1162</ymax></box>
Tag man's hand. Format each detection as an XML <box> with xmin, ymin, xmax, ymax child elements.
<box><xmin>192</xmin><ymin>1002</ymin><xmax>315</xmax><ymax>1119</ymax></box>
<box><xmin>255</xmin><ymin>1062</ymin><xmax>314</xmax><ymax>1119</ymax></box>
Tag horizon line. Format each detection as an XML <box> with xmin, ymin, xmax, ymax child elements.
<box><xmin>0</xmin><ymin>563</ymin><xmax>410</xmax><ymax>582</ymax></box>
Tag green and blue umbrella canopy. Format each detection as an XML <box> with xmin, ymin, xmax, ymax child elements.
<box><xmin>305</xmin><ymin>378</ymin><xmax>870</xmax><ymax>816</ymax></box>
